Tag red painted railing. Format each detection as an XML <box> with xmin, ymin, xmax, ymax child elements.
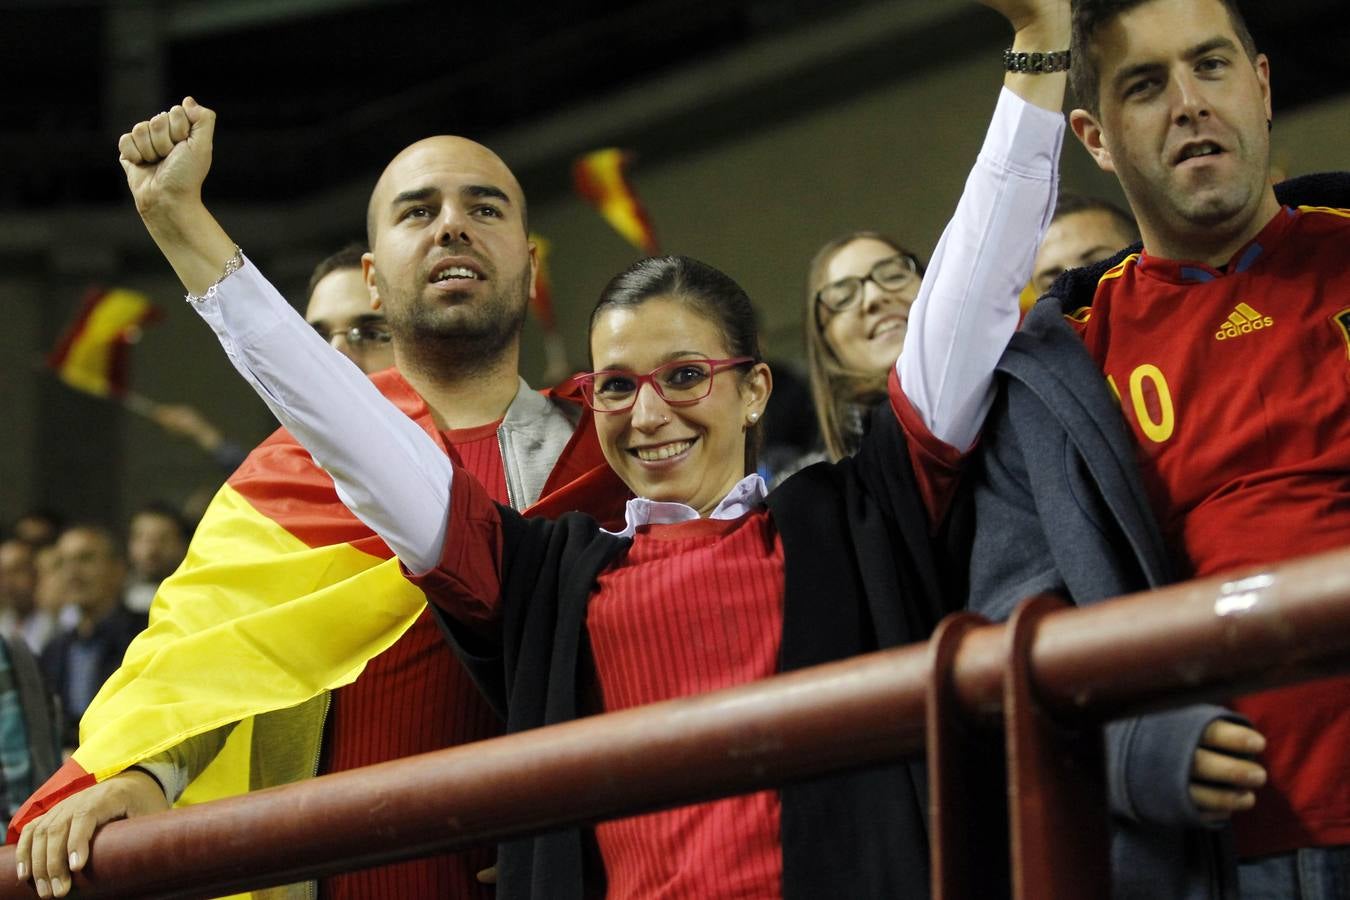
<box><xmin>2</xmin><ymin>547</ymin><xmax>1347</xmax><ymax>899</ymax></box>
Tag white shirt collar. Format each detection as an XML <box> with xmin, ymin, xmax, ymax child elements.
<box><xmin>603</xmin><ymin>473</ymin><xmax>768</xmax><ymax>539</ymax></box>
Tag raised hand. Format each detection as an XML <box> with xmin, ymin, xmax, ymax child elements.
<box><xmin>114</xmin><ymin>97</ymin><xmax>239</xmax><ymax>297</ymax></box>
<box><xmin>975</xmin><ymin>0</ymin><xmax>1070</xmax><ymax>112</ymax></box>
<box><xmin>118</xmin><ymin>97</ymin><xmax>216</xmax><ymax>225</ymax></box>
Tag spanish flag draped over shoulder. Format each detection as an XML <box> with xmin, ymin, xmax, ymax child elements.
<box><xmin>572</xmin><ymin>148</ymin><xmax>661</xmax><ymax>256</ymax></box>
<box><xmin>48</xmin><ymin>287</ymin><xmax>161</xmax><ymax>398</ymax></box>
<box><xmin>10</xmin><ymin>369</ymin><xmax>622</xmax><ymax>844</ymax></box>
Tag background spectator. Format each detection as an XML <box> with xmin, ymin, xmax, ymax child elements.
<box><xmin>39</xmin><ymin>526</ymin><xmax>146</xmax><ymax>750</ymax></box>
<box><xmin>26</xmin><ymin>547</ymin><xmax>66</xmax><ymax>656</ymax></box>
<box><xmin>304</xmin><ymin>242</ymin><xmax>395</xmax><ymax>375</ymax></box>
<box><xmin>122</xmin><ymin>503</ymin><xmax>190</xmax><ymax>614</ymax></box>
<box><xmin>9</xmin><ymin>513</ymin><xmax>62</xmax><ymax>550</ymax></box>
<box><xmin>1030</xmin><ymin>193</ymin><xmax>1140</xmax><ymax>295</ymax></box>
<box><xmin>805</xmin><ymin>231</ymin><xmax>925</xmax><ymax>462</ymax></box>
<box><xmin>0</xmin><ymin>540</ymin><xmax>58</xmax><ymax>656</ymax></box>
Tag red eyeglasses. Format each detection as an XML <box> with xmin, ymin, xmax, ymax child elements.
<box><xmin>571</xmin><ymin>357</ymin><xmax>754</xmax><ymax>413</ymax></box>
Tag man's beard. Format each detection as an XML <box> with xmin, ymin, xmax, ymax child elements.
<box><xmin>381</xmin><ymin>267</ymin><xmax>530</xmax><ymax>380</ymax></box>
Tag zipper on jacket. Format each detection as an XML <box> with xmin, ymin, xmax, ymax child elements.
<box><xmin>497</xmin><ymin>429</ymin><xmax>519</xmax><ymax>510</ymax></box>
<box><xmin>298</xmin><ymin>691</ymin><xmax>332</xmax><ymax>900</ymax></box>
<box><xmin>307</xmin><ymin>688</ymin><xmax>331</xmax><ymax>781</ymax></box>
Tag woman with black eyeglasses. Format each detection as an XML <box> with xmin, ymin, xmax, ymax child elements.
<box><xmin>804</xmin><ymin>233</ymin><xmax>926</xmax><ymax>464</ymax></box>
<box><xmin>84</xmin><ymin>2</ymin><xmax>1069</xmax><ymax>896</ymax></box>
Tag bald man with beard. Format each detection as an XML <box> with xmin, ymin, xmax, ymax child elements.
<box><xmin>14</xmin><ymin>102</ymin><xmax>623</xmax><ymax>900</ymax></box>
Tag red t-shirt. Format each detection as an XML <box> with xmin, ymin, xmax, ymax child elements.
<box><xmin>321</xmin><ymin>419</ymin><xmax>507</xmax><ymax>900</ymax></box>
<box><xmin>1069</xmin><ymin>205</ymin><xmax>1350</xmax><ymax>856</ymax></box>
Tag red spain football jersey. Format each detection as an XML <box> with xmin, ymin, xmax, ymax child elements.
<box><xmin>1070</xmin><ymin>205</ymin><xmax>1350</xmax><ymax>856</ymax></box>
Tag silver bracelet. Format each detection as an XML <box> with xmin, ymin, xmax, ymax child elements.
<box><xmin>185</xmin><ymin>245</ymin><xmax>244</xmax><ymax>303</ymax></box>
<box><xmin>1004</xmin><ymin>48</ymin><xmax>1071</xmax><ymax>74</ymax></box>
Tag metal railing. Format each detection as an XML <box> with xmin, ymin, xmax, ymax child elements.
<box><xmin>3</xmin><ymin>547</ymin><xmax>1347</xmax><ymax>899</ymax></box>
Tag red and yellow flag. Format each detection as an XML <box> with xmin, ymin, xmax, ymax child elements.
<box><xmin>528</xmin><ymin>233</ymin><xmax>575</xmax><ymax>383</ymax></box>
<box><xmin>48</xmin><ymin>287</ymin><xmax>161</xmax><ymax>398</ymax></box>
<box><xmin>1019</xmin><ymin>280</ymin><xmax>1040</xmax><ymax>315</ymax></box>
<box><xmin>10</xmin><ymin>369</ymin><xmax>624</xmax><ymax>854</ymax></box>
<box><xmin>529</xmin><ymin>232</ymin><xmax>558</xmax><ymax>332</ymax></box>
<box><xmin>572</xmin><ymin>148</ymin><xmax>661</xmax><ymax>255</ymax></box>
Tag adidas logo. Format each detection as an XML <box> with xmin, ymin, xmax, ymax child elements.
<box><xmin>1214</xmin><ymin>302</ymin><xmax>1274</xmax><ymax>341</ymax></box>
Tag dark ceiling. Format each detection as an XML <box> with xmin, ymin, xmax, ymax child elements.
<box><xmin>3</xmin><ymin>0</ymin><xmax>1348</xmax><ymax>213</ymax></box>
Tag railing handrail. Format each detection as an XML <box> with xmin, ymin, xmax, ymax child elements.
<box><xmin>3</xmin><ymin>547</ymin><xmax>1348</xmax><ymax>899</ymax></box>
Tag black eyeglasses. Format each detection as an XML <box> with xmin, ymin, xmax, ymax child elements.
<box><xmin>815</xmin><ymin>254</ymin><xmax>920</xmax><ymax>314</ymax></box>
<box><xmin>571</xmin><ymin>357</ymin><xmax>754</xmax><ymax>413</ymax></box>
<box><xmin>312</xmin><ymin>323</ymin><xmax>392</xmax><ymax>349</ymax></box>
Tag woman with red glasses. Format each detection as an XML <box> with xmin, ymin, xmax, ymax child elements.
<box><xmin>84</xmin><ymin>3</ymin><xmax>1069</xmax><ymax>896</ymax></box>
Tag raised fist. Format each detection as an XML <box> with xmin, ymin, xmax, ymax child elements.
<box><xmin>117</xmin><ymin>97</ymin><xmax>216</xmax><ymax>222</ymax></box>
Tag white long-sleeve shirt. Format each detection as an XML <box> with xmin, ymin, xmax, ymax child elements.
<box><xmin>192</xmin><ymin>86</ymin><xmax>1062</xmax><ymax>574</ymax></box>
<box><xmin>898</xmin><ymin>87</ymin><xmax>1063</xmax><ymax>450</ymax></box>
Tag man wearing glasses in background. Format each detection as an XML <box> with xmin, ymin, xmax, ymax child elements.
<box><xmin>304</xmin><ymin>242</ymin><xmax>395</xmax><ymax>375</ymax></box>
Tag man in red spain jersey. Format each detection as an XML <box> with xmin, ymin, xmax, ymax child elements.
<box><xmin>970</xmin><ymin>0</ymin><xmax>1350</xmax><ymax>898</ymax></box>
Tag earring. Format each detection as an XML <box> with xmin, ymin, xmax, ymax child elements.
<box><xmin>748</xmin><ymin>412</ymin><xmax>760</xmax><ymax>424</ymax></box>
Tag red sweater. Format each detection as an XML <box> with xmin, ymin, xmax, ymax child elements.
<box><xmin>321</xmin><ymin>420</ymin><xmax>507</xmax><ymax>900</ymax></box>
<box><xmin>1070</xmin><ymin>205</ymin><xmax>1350</xmax><ymax>856</ymax></box>
<box><xmin>589</xmin><ymin>512</ymin><xmax>785</xmax><ymax>898</ymax></box>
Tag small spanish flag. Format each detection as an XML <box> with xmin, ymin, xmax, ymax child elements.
<box><xmin>528</xmin><ymin>233</ymin><xmax>571</xmax><ymax>384</ymax></box>
<box><xmin>529</xmin><ymin>233</ymin><xmax>558</xmax><ymax>332</ymax></box>
<box><xmin>572</xmin><ymin>148</ymin><xmax>661</xmax><ymax>255</ymax></box>
<box><xmin>48</xmin><ymin>287</ymin><xmax>161</xmax><ymax>398</ymax></box>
